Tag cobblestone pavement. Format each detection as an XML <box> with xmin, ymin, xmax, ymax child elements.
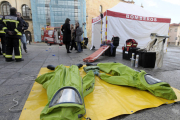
<box><xmin>0</xmin><ymin>43</ymin><xmax>180</xmax><ymax>120</ymax></box>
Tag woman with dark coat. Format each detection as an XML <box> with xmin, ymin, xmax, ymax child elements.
<box><xmin>61</xmin><ymin>18</ymin><xmax>71</xmax><ymax>53</ymax></box>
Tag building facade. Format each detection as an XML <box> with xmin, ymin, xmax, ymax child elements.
<box><xmin>0</xmin><ymin>0</ymin><xmax>33</xmax><ymax>42</ymax></box>
<box><xmin>169</xmin><ymin>24</ymin><xmax>180</xmax><ymax>46</ymax></box>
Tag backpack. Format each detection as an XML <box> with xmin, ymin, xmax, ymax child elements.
<box><xmin>122</xmin><ymin>39</ymin><xmax>138</xmax><ymax>51</ymax></box>
<box><xmin>126</xmin><ymin>39</ymin><xmax>138</xmax><ymax>48</ymax></box>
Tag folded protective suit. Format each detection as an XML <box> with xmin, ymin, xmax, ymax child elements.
<box><xmin>35</xmin><ymin>65</ymin><xmax>95</xmax><ymax>120</ymax></box>
<box><xmin>97</xmin><ymin>62</ymin><xmax>177</xmax><ymax>100</ymax></box>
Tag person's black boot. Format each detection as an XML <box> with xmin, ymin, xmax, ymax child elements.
<box><xmin>6</xmin><ymin>59</ymin><xmax>15</xmax><ymax>62</ymax></box>
<box><xmin>76</xmin><ymin>64</ymin><xmax>83</xmax><ymax>68</ymax></box>
<box><xmin>67</xmin><ymin>51</ymin><xmax>71</xmax><ymax>53</ymax></box>
<box><xmin>86</xmin><ymin>63</ymin><xmax>97</xmax><ymax>66</ymax></box>
<box><xmin>16</xmin><ymin>58</ymin><xmax>24</xmax><ymax>62</ymax></box>
<box><xmin>47</xmin><ymin>65</ymin><xmax>55</xmax><ymax>70</ymax></box>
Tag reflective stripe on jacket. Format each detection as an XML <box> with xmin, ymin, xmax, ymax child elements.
<box><xmin>0</xmin><ymin>15</ymin><xmax>6</xmax><ymax>36</ymax></box>
<box><xmin>3</xmin><ymin>15</ymin><xmax>22</xmax><ymax>38</ymax></box>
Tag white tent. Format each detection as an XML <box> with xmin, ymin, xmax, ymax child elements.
<box><xmin>91</xmin><ymin>2</ymin><xmax>171</xmax><ymax>51</ymax></box>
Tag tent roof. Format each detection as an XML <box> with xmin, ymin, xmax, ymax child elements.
<box><xmin>107</xmin><ymin>2</ymin><xmax>167</xmax><ymax>18</ymax></box>
<box><xmin>92</xmin><ymin>2</ymin><xmax>171</xmax><ymax>24</ymax></box>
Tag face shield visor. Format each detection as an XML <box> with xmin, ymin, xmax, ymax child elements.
<box><xmin>49</xmin><ymin>87</ymin><xmax>83</xmax><ymax>107</ymax></box>
<box><xmin>144</xmin><ymin>74</ymin><xmax>162</xmax><ymax>85</ymax></box>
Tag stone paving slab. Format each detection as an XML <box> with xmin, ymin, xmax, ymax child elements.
<box><xmin>0</xmin><ymin>43</ymin><xmax>180</xmax><ymax>120</ymax></box>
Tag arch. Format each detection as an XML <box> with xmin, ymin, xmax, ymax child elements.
<box><xmin>21</xmin><ymin>4</ymin><xmax>30</xmax><ymax>19</ymax></box>
<box><xmin>0</xmin><ymin>1</ymin><xmax>11</xmax><ymax>15</ymax></box>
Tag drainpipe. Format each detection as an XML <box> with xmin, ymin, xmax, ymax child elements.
<box><xmin>15</xmin><ymin>0</ymin><xmax>17</xmax><ymax>9</ymax></box>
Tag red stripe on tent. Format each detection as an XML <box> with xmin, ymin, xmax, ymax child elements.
<box><xmin>103</xmin><ymin>12</ymin><xmax>107</xmax><ymax>17</ymax></box>
<box><xmin>107</xmin><ymin>10</ymin><xmax>171</xmax><ymax>23</ymax></box>
<box><xmin>92</xmin><ymin>16</ymin><xmax>101</xmax><ymax>23</ymax></box>
<box><xmin>92</xmin><ymin>12</ymin><xmax>107</xmax><ymax>23</ymax></box>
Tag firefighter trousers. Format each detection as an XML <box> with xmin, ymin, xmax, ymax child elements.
<box><xmin>6</xmin><ymin>37</ymin><xmax>22</xmax><ymax>60</ymax></box>
<box><xmin>0</xmin><ymin>36</ymin><xmax>6</xmax><ymax>57</ymax></box>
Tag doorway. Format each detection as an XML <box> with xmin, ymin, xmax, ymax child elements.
<box><xmin>25</xmin><ymin>31</ymin><xmax>32</xmax><ymax>42</ymax></box>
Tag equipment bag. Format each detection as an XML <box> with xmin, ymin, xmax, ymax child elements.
<box><xmin>126</xmin><ymin>39</ymin><xmax>138</xmax><ymax>48</ymax></box>
<box><xmin>112</xmin><ymin>37</ymin><xmax>119</xmax><ymax>46</ymax></box>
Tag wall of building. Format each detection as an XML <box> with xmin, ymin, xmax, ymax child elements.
<box><xmin>0</xmin><ymin>0</ymin><xmax>34</xmax><ymax>42</ymax></box>
<box><xmin>169</xmin><ymin>25</ymin><xmax>180</xmax><ymax>45</ymax></box>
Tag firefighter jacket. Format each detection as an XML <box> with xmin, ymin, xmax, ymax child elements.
<box><xmin>0</xmin><ymin>15</ymin><xmax>7</xmax><ymax>37</ymax></box>
<box><xmin>3</xmin><ymin>15</ymin><xmax>22</xmax><ymax>39</ymax></box>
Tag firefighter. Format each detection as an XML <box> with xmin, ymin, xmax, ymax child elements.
<box><xmin>3</xmin><ymin>7</ymin><xmax>23</xmax><ymax>62</ymax></box>
<box><xmin>0</xmin><ymin>14</ymin><xmax>7</xmax><ymax>57</ymax></box>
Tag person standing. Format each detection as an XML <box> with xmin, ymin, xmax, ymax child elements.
<box><xmin>27</xmin><ymin>34</ymin><xmax>31</xmax><ymax>45</ymax></box>
<box><xmin>70</xmin><ymin>24</ymin><xmax>77</xmax><ymax>50</ymax></box>
<box><xmin>61</xmin><ymin>18</ymin><xmax>71</xmax><ymax>53</ymax></box>
<box><xmin>75</xmin><ymin>22</ymin><xmax>84</xmax><ymax>53</ymax></box>
<box><xmin>17</xmin><ymin>12</ymin><xmax>28</xmax><ymax>53</ymax></box>
<box><xmin>0</xmin><ymin>15</ymin><xmax>6</xmax><ymax>57</ymax></box>
<box><xmin>54</xmin><ymin>29</ymin><xmax>58</xmax><ymax>43</ymax></box>
<box><xmin>3</xmin><ymin>7</ymin><xmax>23</xmax><ymax>62</ymax></box>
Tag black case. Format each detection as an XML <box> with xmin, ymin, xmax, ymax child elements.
<box><xmin>112</xmin><ymin>37</ymin><xmax>120</xmax><ymax>46</ymax></box>
<box><xmin>83</xmin><ymin>38</ymin><xmax>88</xmax><ymax>49</ymax></box>
<box><xmin>105</xmin><ymin>46</ymin><xmax>117</xmax><ymax>57</ymax></box>
<box><xmin>123</xmin><ymin>47</ymin><xmax>140</xmax><ymax>60</ymax></box>
<box><xmin>138</xmin><ymin>51</ymin><xmax>156</xmax><ymax>68</ymax></box>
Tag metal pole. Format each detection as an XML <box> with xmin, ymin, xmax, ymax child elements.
<box><xmin>101</xmin><ymin>17</ymin><xmax>102</xmax><ymax>44</ymax></box>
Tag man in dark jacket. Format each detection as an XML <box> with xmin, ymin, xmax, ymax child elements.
<box><xmin>3</xmin><ymin>7</ymin><xmax>23</xmax><ymax>62</ymax></box>
<box><xmin>17</xmin><ymin>12</ymin><xmax>28</xmax><ymax>53</ymax></box>
<box><xmin>61</xmin><ymin>18</ymin><xmax>71</xmax><ymax>53</ymax></box>
<box><xmin>0</xmin><ymin>15</ymin><xmax>7</xmax><ymax>57</ymax></box>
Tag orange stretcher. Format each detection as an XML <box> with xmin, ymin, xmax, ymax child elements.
<box><xmin>83</xmin><ymin>45</ymin><xmax>110</xmax><ymax>63</ymax></box>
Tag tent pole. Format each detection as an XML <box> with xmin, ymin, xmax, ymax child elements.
<box><xmin>105</xmin><ymin>16</ymin><xmax>107</xmax><ymax>42</ymax></box>
<box><xmin>101</xmin><ymin>19</ymin><xmax>102</xmax><ymax>44</ymax></box>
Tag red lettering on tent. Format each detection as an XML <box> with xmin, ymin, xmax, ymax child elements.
<box><xmin>107</xmin><ymin>10</ymin><xmax>171</xmax><ymax>23</ymax></box>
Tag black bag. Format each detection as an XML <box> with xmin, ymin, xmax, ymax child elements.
<box><xmin>112</xmin><ymin>37</ymin><xmax>120</xmax><ymax>46</ymax></box>
<box><xmin>138</xmin><ymin>51</ymin><xmax>156</xmax><ymax>68</ymax></box>
<box><xmin>122</xmin><ymin>47</ymin><xmax>140</xmax><ymax>60</ymax></box>
<box><xmin>83</xmin><ymin>38</ymin><xmax>88</xmax><ymax>49</ymax></box>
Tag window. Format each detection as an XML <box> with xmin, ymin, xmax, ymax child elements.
<box><xmin>1</xmin><ymin>1</ymin><xmax>11</xmax><ymax>15</ymax></box>
<box><xmin>22</xmin><ymin>5</ymin><xmax>30</xmax><ymax>19</ymax></box>
<box><xmin>48</xmin><ymin>30</ymin><xmax>53</xmax><ymax>35</ymax></box>
<box><xmin>49</xmin><ymin>88</ymin><xmax>83</xmax><ymax>107</ymax></box>
<box><xmin>41</xmin><ymin>30</ymin><xmax>44</xmax><ymax>35</ymax></box>
<box><xmin>99</xmin><ymin>5</ymin><xmax>102</xmax><ymax>13</ymax></box>
<box><xmin>175</xmin><ymin>28</ymin><xmax>177</xmax><ymax>32</ymax></box>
